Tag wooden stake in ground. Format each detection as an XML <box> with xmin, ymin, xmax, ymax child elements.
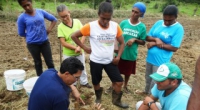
<box><xmin>23</xmin><ymin>38</ymin><xmax>28</xmax><ymax>60</ymax></box>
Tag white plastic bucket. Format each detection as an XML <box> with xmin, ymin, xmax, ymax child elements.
<box><xmin>23</xmin><ymin>77</ymin><xmax>39</xmax><ymax>97</ymax></box>
<box><xmin>4</xmin><ymin>69</ymin><xmax>26</xmax><ymax>91</ymax></box>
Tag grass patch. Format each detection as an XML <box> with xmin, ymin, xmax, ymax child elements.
<box><xmin>178</xmin><ymin>3</ymin><xmax>200</xmax><ymax>16</ymax></box>
<box><xmin>1</xmin><ymin>1</ymin><xmax>200</xmax><ymax>17</ymax></box>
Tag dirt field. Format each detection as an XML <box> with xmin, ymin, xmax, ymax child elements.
<box><xmin>0</xmin><ymin>15</ymin><xmax>200</xmax><ymax>110</ymax></box>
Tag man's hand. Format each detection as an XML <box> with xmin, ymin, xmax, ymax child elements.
<box><xmin>76</xmin><ymin>97</ymin><xmax>85</xmax><ymax>105</ymax></box>
<box><xmin>70</xmin><ymin>85</ymin><xmax>85</xmax><ymax>105</ymax></box>
<box><xmin>143</xmin><ymin>96</ymin><xmax>154</xmax><ymax>105</ymax></box>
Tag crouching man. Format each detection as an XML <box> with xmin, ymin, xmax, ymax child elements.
<box><xmin>136</xmin><ymin>62</ymin><xmax>191</xmax><ymax>110</ymax></box>
<box><xmin>28</xmin><ymin>57</ymin><xmax>85</xmax><ymax>110</ymax></box>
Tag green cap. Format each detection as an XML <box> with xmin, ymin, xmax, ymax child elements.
<box><xmin>150</xmin><ymin>62</ymin><xmax>182</xmax><ymax>82</ymax></box>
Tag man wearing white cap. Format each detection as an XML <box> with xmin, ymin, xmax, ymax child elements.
<box><xmin>136</xmin><ymin>62</ymin><xmax>191</xmax><ymax>110</ymax></box>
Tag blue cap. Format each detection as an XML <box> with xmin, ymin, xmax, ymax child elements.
<box><xmin>133</xmin><ymin>2</ymin><xmax>146</xmax><ymax>17</ymax></box>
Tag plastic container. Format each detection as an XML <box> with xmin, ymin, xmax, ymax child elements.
<box><xmin>4</xmin><ymin>69</ymin><xmax>26</xmax><ymax>91</ymax></box>
<box><xmin>23</xmin><ymin>76</ymin><xmax>39</xmax><ymax>97</ymax></box>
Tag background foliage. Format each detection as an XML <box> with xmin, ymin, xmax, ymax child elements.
<box><xmin>0</xmin><ymin>0</ymin><xmax>200</xmax><ymax>20</ymax></box>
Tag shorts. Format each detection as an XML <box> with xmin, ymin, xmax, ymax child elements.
<box><xmin>90</xmin><ymin>60</ymin><xmax>123</xmax><ymax>85</ymax></box>
<box><xmin>118</xmin><ymin>58</ymin><xmax>136</xmax><ymax>76</ymax></box>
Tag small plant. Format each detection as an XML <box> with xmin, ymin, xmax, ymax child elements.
<box><xmin>81</xmin><ymin>94</ymin><xmax>86</xmax><ymax>100</ymax></box>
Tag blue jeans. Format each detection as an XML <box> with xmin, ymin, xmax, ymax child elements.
<box><xmin>27</xmin><ymin>40</ymin><xmax>54</xmax><ymax>76</ymax></box>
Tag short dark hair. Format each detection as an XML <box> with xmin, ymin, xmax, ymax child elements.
<box><xmin>17</xmin><ymin>0</ymin><xmax>32</xmax><ymax>5</ymax></box>
<box><xmin>60</xmin><ymin>57</ymin><xmax>84</xmax><ymax>74</ymax></box>
<box><xmin>163</xmin><ymin>5</ymin><xmax>178</xmax><ymax>17</ymax></box>
<box><xmin>98</xmin><ymin>0</ymin><xmax>113</xmax><ymax>15</ymax></box>
<box><xmin>168</xmin><ymin>78</ymin><xmax>182</xmax><ymax>85</ymax></box>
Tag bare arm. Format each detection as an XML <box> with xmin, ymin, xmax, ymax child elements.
<box><xmin>146</xmin><ymin>36</ymin><xmax>178</xmax><ymax>52</ymax></box>
<box><xmin>71</xmin><ymin>30</ymin><xmax>91</xmax><ymax>54</ymax></box>
<box><xmin>162</xmin><ymin>44</ymin><xmax>178</xmax><ymax>52</ymax></box>
<box><xmin>71</xmin><ymin>30</ymin><xmax>84</xmax><ymax>48</ymax></box>
<box><xmin>47</xmin><ymin>20</ymin><xmax>57</xmax><ymax>35</ymax></box>
<box><xmin>75</xmin><ymin>36</ymin><xmax>87</xmax><ymax>53</ymax></box>
<box><xmin>187</xmin><ymin>55</ymin><xmax>200</xmax><ymax>110</ymax></box>
<box><xmin>146</xmin><ymin>36</ymin><xmax>157</xmax><ymax>42</ymax></box>
<box><xmin>126</xmin><ymin>38</ymin><xmax>145</xmax><ymax>46</ymax></box>
<box><xmin>135</xmin><ymin>39</ymin><xmax>145</xmax><ymax>45</ymax></box>
<box><xmin>112</xmin><ymin>36</ymin><xmax>124</xmax><ymax>65</ymax></box>
<box><xmin>116</xmin><ymin>36</ymin><xmax>125</xmax><ymax>58</ymax></box>
<box><xmin>138</xmin><ymin>95</ymin><xmax>159</xmax><ymax>110</ymax></box>
<box><xmin>69</xmin><ymin>85</ymin><xmax>85</xmax><ymax>105</ymax></box>
<box><xmin>59</xmin><ymin>38</ymin><xmax>77</xmax><ymax>50</ymax></box>
<box><xmin>80</xmin><ymin>36</ymin><xmax>86</xmax><ymax>43</ymax></box>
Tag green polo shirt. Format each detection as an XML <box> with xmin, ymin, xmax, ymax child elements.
<box><xmin>57</xmin><ymin>19</ymin><xmax>82</xmax><ymax>56</ymax></box>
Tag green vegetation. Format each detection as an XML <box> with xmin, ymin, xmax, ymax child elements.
<box><xmin>0</xmin><ymin>0</ymin><xmax>200</xmax><ymax>19</ymax></box>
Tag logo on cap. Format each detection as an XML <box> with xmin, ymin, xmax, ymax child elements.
<box><xmin>150</xmin><ymin>62</ymin><xmax>182</xmax><ymax>82</ymax></box>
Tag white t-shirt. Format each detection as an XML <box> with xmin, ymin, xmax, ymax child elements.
<box><xmin>80</xmin><ymin>20</ymin><xmax>123</xmax><ymax>64</ymax></box>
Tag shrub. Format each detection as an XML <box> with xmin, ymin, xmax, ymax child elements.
<box><xmin>41</xmin><ymin>2</ymin><xmax>45</xmax><ymax>9</ymax></box>
<box><xmin>154</xmin><ymin>3</ymin><xmax>159</xmax><ymax>9</ymax></box>
<box><xmin>145</xmin><ymin>0</ymin><xmax>150</xmax><ymax>4</ymax></box>
<box><xmin>59</xmin><ymin>0</ymin><xmax>66</xmax><ymax>2</ymax></box>
<box><xmin>160</xmin><ymin>0</ymin><xmax>179</xmax><ymax>12</ymax></box>
<box><xmin>0</xmin><ymin>6</ymin><xmax>3</xmax><ymax>11</ymax></box>
<box><xmin>70</xmin><ymin>9</ymin><xmax>97</xmax><ymax>18</ymax></box>
<box><xmin>87</xmin><ymin>0</ymin><xmax>103</xmax><ymax>10</ymax></box>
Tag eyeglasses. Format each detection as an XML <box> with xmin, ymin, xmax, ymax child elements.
<box><xmin>71</xmin><ymin>74</ymin><xmax>80</xmax><ymax>79</ymax></box>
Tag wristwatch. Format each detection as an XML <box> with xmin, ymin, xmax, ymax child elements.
<box><xmin>148</xmin><ymin>101</ymin><xmax>155</xmax><ymax>108</ymax></box>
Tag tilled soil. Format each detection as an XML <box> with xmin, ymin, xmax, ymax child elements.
<box><xmin>0</xmin><ymin>16</ymin><xmax>200</xmax><ymax>110</ymax></box>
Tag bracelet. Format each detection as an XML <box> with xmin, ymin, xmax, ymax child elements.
<box><xmin>148</xmin><ymin>101</ymin><xmax>155</xmax><ymax>108</ymax></box>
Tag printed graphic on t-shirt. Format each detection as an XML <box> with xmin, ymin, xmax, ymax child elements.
<box><xmin>123</xmin><ymin>28</ymin><xmax>139</xmax><ymax>37</ymax></box>
<box><xmin>161</xmin><ymin>32</ymin><xmax>169</xmax><ymax>39</ymax></box>
<box><xmin>97</xmin><ymin>33</ymin><xmax>116</xmax><ymax>46</ymax></box>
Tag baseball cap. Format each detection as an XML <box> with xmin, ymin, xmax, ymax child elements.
<box><xmin>150</xmin><ymin>62</ymin><xmax>182</xmax><ymax>82</ymax></box>
<box><xmin>132</xmin><ymin>2</ymin><xmax>146</xmax><ymax>17</ymax></box>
